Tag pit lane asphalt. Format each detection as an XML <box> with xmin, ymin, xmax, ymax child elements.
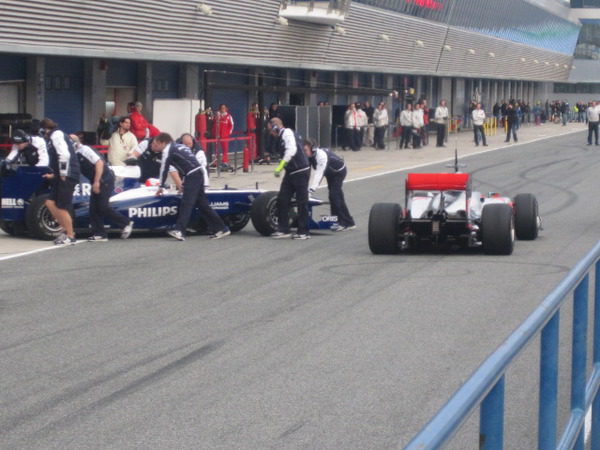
<box><xmin>1</xmin><ymin>132</ymin><xmax>599</xmax><ymax>450</ymax></box>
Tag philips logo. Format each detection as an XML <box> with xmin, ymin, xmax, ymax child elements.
<box><xmin>128</xmin><ymin>206</ymin><xmax>178</xmax><ymax>218</ymax></box>
<box><xmin>1</xmin><ymin>198</ymin><xmax>24</xmax><ymax>209</ymax></box>
<box><xmin>210</xmin><ymin>201</ymin><xmax>229</xmax><ymax>210</ymax></box>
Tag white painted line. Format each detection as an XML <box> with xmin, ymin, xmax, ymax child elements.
<box><xmin>0</xmin><ymin>240</ymin><xmax>85</xmax><ymax>262</ymax></box>
<box><xmin>344</xmin><ymin>128</ymin><xmax>583</xmax><ymax>185</ymax></box>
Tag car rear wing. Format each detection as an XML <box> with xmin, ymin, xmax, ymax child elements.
<box><xmin>406</xmin><ymin>173</ymin><xmax>471</xmax><ymax>192</ymax></box>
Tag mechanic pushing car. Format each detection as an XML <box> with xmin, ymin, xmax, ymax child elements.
<box><xmin>151</xmin><ymin>133</ymin><xmax>230</xmax><ymax>241</ymax></box>
<box><xmin>270</xmin><ymin>118</ymin><xmax>311</xmax><ymax>240</ymax></box>
<box><xmin>70</xmin><ymin>135</ymin><xmax>134</xmax><ymax>242</ymax></box>
<box><xmin>4</xmin><ymin>129</ymin><xmax>49</xmax><ymax>168</ymax></box>
<box><xmin>40</xmin><ymin>118</ymin><xmax>80</xmax><ymax>245</ymax></box>
<box><xmin>303</xmin><ymin>139</ymin><xmax>356</xmax><ymax>232</ymax></box>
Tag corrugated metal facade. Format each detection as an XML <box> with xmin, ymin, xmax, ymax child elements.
<box><xmin>0</xmin><ymin>0</ymin><xmax>573</xmax><ymax>82</ymax></box>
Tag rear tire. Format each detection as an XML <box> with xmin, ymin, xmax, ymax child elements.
<box><xmin>481</xmin><ymin>204</ymin><xmax>514</xmax><ymax>255</ymax></box>
<box><xmin>250</xmin><ymin>191</ymin><xmax>279</xmax><ymax>236</ymax></box>
<box><xmin>368</xmin><ymin>203</ymin><xmax>401</xmax><ymax>255</ymax></box>
<box><xmin>25</xmin><ymin>194</ymin><xmax>64</xmax><ymax>240</ymax></box>
<box><xmin>514</xmin><ymin>193</ymin><xmax>538</xmax><ymax>240</ymax></box>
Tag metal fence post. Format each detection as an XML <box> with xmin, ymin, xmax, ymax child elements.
<box><xmin>479</xmin><ymin>376</ymin><xmax>505</xmax><ymax>450</ymax></box>
<box><xmin>593</xmin><ymin>261</ymin><xmax>600</xmax><ymax>449</ymax></box>
<box><xmin>539</xmin><ymin>311</ymin><xmax>560</xmax><ymax>450</ymax></box>
<box><xmin>571</xmin><ymin>275</ymin><xmax>589</xmax><ymax>450</ymax></box>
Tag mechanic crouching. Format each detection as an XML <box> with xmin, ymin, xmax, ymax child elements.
<box><xmin>151</xmin><ymin>133</ymin><xmax>230</xmax><ymax>241</ymax></box>
<box><xmin>303</xmin><ymin>139</ymin><xmax>355</xmax><ymax>232</ymax></box>
<box><xmin>70</xmin><ymin>135</ymin><xmax>133</xmax><ymax>242</ymax></box>
<box><xmin>270</xmin><ymin>118</ymin><xmax>311</xmax><ymax>240</ymax></box>
<box><xmin>4</xmin><ymin>129</ymin><xmax>49</xmax><ymax>168</ymax></box>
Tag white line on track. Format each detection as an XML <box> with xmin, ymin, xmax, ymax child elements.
<box><xmin>585</xmin><ymin>405</ymin><xmax>592</xmax><ymax>446</ymax></box>
<box><xmin>0</xmin><ymin>240</ymin><xmax>85</xmax><ymax>262</ymax></box>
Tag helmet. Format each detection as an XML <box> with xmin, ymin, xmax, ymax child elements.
<box><xmin>11</xmin><ymin>129</ymin><xmax>31</xmax><ymax>144</ymax></box>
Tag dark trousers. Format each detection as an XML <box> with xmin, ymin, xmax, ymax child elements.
<box><xmin>436</xmin><ymin>123</ymin><xmax>446</xmax><ymax>146</ymax></box>
<box><xmin>89</xmin><ymin>177</ymin><xmax>129</xmax><ymax>236</ymax></box>
<box><xmin>176</xmin><ymin>171</ymin><xmax>225</xmax><ymax>234</ymax></box>
<box><xmin>400</xmin><ymin>126</ymin><xmax>412</xmax><ymax>148</ymax></box>
<box><xmin>412</xmin><ymin>129</ymin><xmax>422</xmax><ymax>148</ymax></box>
<box><xmin>374</xmin><ymin>126</ymin><xmax>386</xmax><ymax>149</ymax></box>
<box><xmin>473</xmin><ymin>125</ymin><xmax>487</xmax><ymax>145</ymax></box>
<box><xmin>344</xmin><ymin>128</ymin><xmax>361</xmax><ymax>151</ymax></box>
<box><xmin>327</xmin><ymin>168</ymin><xmax>354</xmax><ymax>227</ymax></box>
<box><xmin>277</xmin><ymin>169</ymin><xmax>310</xmax><ymax>234</ymax></box>
<box><xmin>506</xmin><ymin>123</ymin><xmax>518</xmax><ymax>142</ymax></box>
<box><xmin>588</xmin><ymin>121</ymin><xmax>599</xmax><ymax>144</ymax></box>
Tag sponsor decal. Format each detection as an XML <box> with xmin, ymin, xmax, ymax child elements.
<box><xmin>1</xmin><ymin>198</ymin><xmax>25</xmax><ymax>209</ymax></box>
<box><xmin>128</xmin><ymin>206</ymin><xmax>178</xmax><ymax>218</ymax></box>
<box><xmin>320</xmin><ymin>215</ymin><xmax>338</xmax><ymax>222</ymax></box>
<box><xmin>73</xmin><ymin>183</ymin><xmax>92</xmax><ymax>197</ymax></box>
<box><xmin>210</xmin><ymin>201</ymin><xmax>230</xmax><ymax>211</ymax></box>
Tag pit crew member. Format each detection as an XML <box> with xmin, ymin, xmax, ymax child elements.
<box><xmin>178</xmin><ymin>133</ymin><xmax>209</xmax><ymax>188</ymax></box>
<box><xmin>4</xmin><ymin>129</ymin><xmax>49</xmax><ymax>167</ymax></box>
<box><xmin>270</xmin><ymin>118</ymin><xmax>310</xmax><ymax>240</ymax></box>
<box><xmin>303</xmin><ymin>139</ymin><xmax>355</xmax><ymax>232</ymax></box>
<box><xmin>40</xmin><ymin>118</ymin><xmax>80</xmax><ymax>245</ymax></box>
<box><xmin>152</xmin><ymin>133</ymin><xmax>230</xmax><ymax>241</ymax></box>
<box><xmin>70</xmin><ymin>135</ymin><xmax>133</xmax><ymax>242</ymax></box>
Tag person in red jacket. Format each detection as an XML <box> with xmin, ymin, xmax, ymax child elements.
<box><xmin>129</xmin><ymin>101</ymin><xmax>160</xmax><ymax>141</ymax></box>
<box><xmin>247</xmin><ymin>103</ymin><xmax>259</xmax><ymax>160</ymax></box>
<box><xmin>212</xmin><ymin>104</ymin><xmax>234</xmax><ymax>168</ymax></box>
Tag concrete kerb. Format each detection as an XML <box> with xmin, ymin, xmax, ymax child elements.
<box><xmin>0</xmin><ymin>122</ymin><xmax>586</xmax><ymax>260</ymax></box>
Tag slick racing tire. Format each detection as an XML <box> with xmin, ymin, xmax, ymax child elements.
<box><xmin>223</xmin><ymin>213</ymin><xmax>250</xmax><ymax>233</ymax></box>
<box><xmin>250</xmin><ymin>191</ymin><xmax>279</xmax><ymax>236</ymax></box>
<box><xmin>25</xmin><ymin>194</ymin><xmax>65</xmax><ymax>240</ymax></box>
<box><xmin>368</xmin><ymin>203</ymin><xmax>401</xmax><ymax>255</ymax></box>
<box><xmin>514</xmin><ymin>193</ymin><xmax>538</xmax><ymax>240</ymax></box>
<box><xmin>481</xmin><ymin>203</ymin><xmax>514</xmax><ymax>255</ymax></box>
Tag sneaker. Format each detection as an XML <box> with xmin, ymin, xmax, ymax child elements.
<box><xmin>210</xmin><ymin>228</ymin><xmax>231</xmax><ymax>240</ymax></box>
<box><xmin>330</xmin><ymin>224</ymin><xmax>344</xmax><ymax>232</ymax></box>
<box><xmin>271</xmin><ymin>231</ymin><xmax>292</xmax><ymax>239</ymax></box>
<box><xmin>87</xmin><ymin>235</ymin><xmax>108</xmax><ymax>242</ymax></box>
<box><xmin>121</xmin><ymin>221</ymin><xmax>134</xmax><ymax>239</ymax></box>
<box><xmin>54</xmin><ymin>234</ymin><xmax>76</xmax><ymax>245</ymax></box>
<box><xmin>345</xmin><ymin>225</ymin><xmax>357</xmax><ymax>230</ymax></box>
<box><xmin>292</xmin><ymin>233</ymin><xmax>310</xmax><ymax>240</ymax></box>
<box><xmin>167</xmin><ymin>229</ymin><xmax>185</xmax><ymax>241</ymax></box>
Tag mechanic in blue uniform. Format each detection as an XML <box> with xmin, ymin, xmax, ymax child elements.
<box><xmin>40</xmin><ymin>118</ymin><xmax>80</xmax><ymax>245</ymax></box>
<box><xmin>270</xmin><ymin>118</ymin><xmax>311</xmax><ymax>240</ymax></box>
<box><xmin>303</xmin><ymin>139</ymin><xmax>355</xmax><ymax>232</ymax></box>
<box><xmin>151</xmin><ymin>133</ymin><xmax>230</xmax><ymax>241</ymax></box>
<box><xmin>70</xmin><ymin>135</ymin><xmax>133</xmax><ymax>242</ymax></box>
<box><xmin>178</xmin><ymin>133</ymin><xmax>209</xmax><ymax>187</ymax></box>
<box><xmin>5</xmin><ymin>129</ymin><xmax>49</xmax><ymax>167</ymax></box>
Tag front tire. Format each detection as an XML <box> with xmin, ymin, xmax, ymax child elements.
<box><xmin>368</xmin><ymin>203</ymin><xmax>401</xmax><ymax>255</ymax></box>
<box><xmin>250</xmin><ymin>191</ymin><xmax>279</xmax><ymax>236</ymax></box>
<box><xmin>25</xmin><ymin>194</ymin><xmax>64</xmax><ymax>240</ymax></box>
<box><xmin>481</xmin><ymin>204</ymin><xmax>514</xmax><ymax>255</ymax></box>
<box><xmin>514</xmin><ymin>193</ymin><xmax>538</xmax><ymax>240</ymax></box>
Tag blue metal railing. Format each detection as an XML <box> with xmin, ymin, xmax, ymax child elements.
<box><xmin>405</xmin><ymin>240</ymin><xmax>600</xmax><ymax>450</ymax></box>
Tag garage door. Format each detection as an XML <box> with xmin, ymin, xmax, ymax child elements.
<box><xmin>0</xmin><ymin>84</ymin><xmax>19</xmax><ymax>113</ymax></box>
<box><xmin>45</xmin><ymin>57</ymin><xmax>83</xmax><ymax>132</ymax></box>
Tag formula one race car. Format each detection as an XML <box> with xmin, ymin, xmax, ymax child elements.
<box><xmin>0</xmin><ymin>165</ymin><xmax>333</xmax><ymax>239</ymax></box>
<box><xmin>368</xmin><ymin>172</ymin><xmax>541</xmax><ymax>255</ymax></box>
